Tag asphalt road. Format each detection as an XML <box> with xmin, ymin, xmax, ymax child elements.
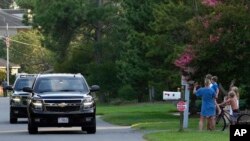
<box><xmin>0</xmin><ymin>97</ymin><xmax>145</xmax><ymax>141</ymax></box>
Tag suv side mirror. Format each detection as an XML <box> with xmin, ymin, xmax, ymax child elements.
<box><xmin>23</xmin><ymin>87</ymin><xmax>33</xmax><ymax>93</ymax></box>
<box><xmin>90</xmin><ymin>85</ymin><xmax>100</xmax><ymax>92</ymax></box>
<box><xmin>5</xmin><ymin>85</ymin><xmax>13</xmax><ymax>90</ymax></box>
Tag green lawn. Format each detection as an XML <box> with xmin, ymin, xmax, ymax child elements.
<box><xmin>97</xmin><ymin>102</ymin><xmax>229</xmax><ymax>141</ymax></box>
<box><xmin>144</xmin><ymin>130</ymin><xmax>228</xmax><ymax>141</ymax></box>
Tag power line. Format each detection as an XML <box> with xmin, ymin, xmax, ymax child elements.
<box><xmin>9</xmin><ymin>38</ymin><xmax>42</xmax><ymax>48</ymax></box>
<box><xmin>0</xmin><ymin>36</ymin><xmax>48</xmax><ymax>64</ymax></box>
<box><xmin>0</xmin><ymin>36</ymin><xmax>43</xmax><ymax>48</ymax></box>
<box><xmin>1</xmin><ymin>36</ymin><xmax>91</xmax><ymax>53</ymax></box>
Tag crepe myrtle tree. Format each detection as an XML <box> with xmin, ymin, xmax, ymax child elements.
<box><xmin>174</xmin><ymin>45</ymin><xmax>198</xmax><ymax>114</ymax></box>
<box><xmin>174</xmin><ymin>45</ymin><xmax>196</xmax><ymax>79</ymax></box>
<box><xmin>201</xmin><ymin>0</ymin><xmax>220</xmax><ymax>7</ymax></box>
<box><xmin>179</xmin><ymin>0</ymin><xmax>250</xmax><ymax>108</ymax></box>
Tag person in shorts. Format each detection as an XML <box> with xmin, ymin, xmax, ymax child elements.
<box><xmin>193</xmin><ymin>78</ymin><xmax>216</xmax><ymax>131</ymax></box>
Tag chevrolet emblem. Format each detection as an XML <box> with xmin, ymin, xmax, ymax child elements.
<box><xmin>58</xmin><ymin>102</ymin><xmax>67</xmax><ymax>107</ymax></box>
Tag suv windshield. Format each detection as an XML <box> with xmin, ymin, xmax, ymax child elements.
<box><xmin>14</xmin><ymin>78</ymin><xmax>35</xmax><ymax>91</ymax></box>
<box><xmin>34</xmin><ymin>77</ymin><xmax>89</xmax><ymax>93</ymax></box>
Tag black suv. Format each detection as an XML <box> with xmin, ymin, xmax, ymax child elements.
<box><xmin>23</xmin><ymin>73</ymin><xmax>99</xmax><ymax>134</ymax></box>
<box><xmin>6</xmin><ymin>74</ymin><xmax>36</xmax><ymax>123</ymax></box>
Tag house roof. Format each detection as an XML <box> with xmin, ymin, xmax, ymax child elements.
<box><xmin>0</xmin><ymin>9</ymin><xmax>31</xmax><ymax>28</ymax></box>
<box><xmin>0</xmin><ymin>58</ymin><xmax>20</xmax><ymax>68</ymax></box>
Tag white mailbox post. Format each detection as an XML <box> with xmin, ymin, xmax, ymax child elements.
<box><xmin>163</xmin><ymin>91</ymin><xmax>181</xmax><ymax>100</ymax></box>
<box><xmin>163</xmin><ymin>91</ymin><xmax>183</xmax><ymax>131</ymax></box>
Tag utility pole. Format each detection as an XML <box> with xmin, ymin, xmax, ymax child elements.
<box><xmin>6</xmin><ymin>23</ymin><xmax>10</xmax><ymax>85</ymax></box>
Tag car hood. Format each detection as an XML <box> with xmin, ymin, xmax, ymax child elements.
<box><xmin>12</xmin><ymin>91</ymin><xmax>30</xmax><ymax>96</ymax></box>
<box><xmin>34</xmin><ymin>92</ymin><xmax>89</xmax><ymax>99</ymax></box>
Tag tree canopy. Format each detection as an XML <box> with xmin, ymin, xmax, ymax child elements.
<box><xmin>9</xmin><ymin>30</ymin><xmax>55</xmax><ymax>73</ymax></box>
<box><xmin>13</xmin><ymin>0</ymin><xmax>250</xmax><ymax>105</ymax></box>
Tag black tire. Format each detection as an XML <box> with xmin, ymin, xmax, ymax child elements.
<box><xmin>82</xmin><ymin>116</ymin><xmax>96</xmax><ymax>134</ymax></box>
<box><xmin>237</xmin><ymin>114</ymin><xmax>250</xmax><ymax>125</ymax></box>
<box><xmin>215</xmin><ymin>114</ymin><xmax>227</xmax><ymax>131</ymax></box>
<box><xmin>9</xmin><ymin>109</ymin><xmax>17</xmax><ymax>124</ymax></box>
<box><xmin>10</xmin><ymin>117</ymin><xmax>17</xmax><ymax>124</ymax></box>
<box><xmin>28</xmin><ymin>118</ymin><xmax>38</xmax><ymax>134</ymax></box>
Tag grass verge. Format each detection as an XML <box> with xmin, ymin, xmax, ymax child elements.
<box><xmin>144</xmin><ymin>130</ymin><xmax>228</xmax><ymax>141</ymax></box>
<box><xmin>97</xmin><ymin>102</ymin><xmax>229</xmax><ymax>141</ymax></box>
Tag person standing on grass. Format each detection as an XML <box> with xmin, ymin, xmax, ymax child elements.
<box><xmin>211</xmin><ymin>76</ymin><xmax>219</xmax><ymax>98</ymax></box>
<box><xmin>193</xmin><ymin>78</ymin><xmax>216</xmax><ymax>131</ymax></box>
<box><xmin>1</xmin><ymin>79</ymin><xmax>8</xmax><ymax>97</ymax></box>
<box><xmin>205</xmin><ymin>74</ymin><xmax>213</xmax><ymax>87</ymax></box>
<box><xmin>206</xmin><ymin>74</ymin><xmax>221</xmax><ymax>116</ymax></box>
<box><xmin>205</xmin><ymin>74</ymin><xmax>220</xmax><ymax>113</ymax></box>
<box><xmin>211</xmin><ymin>76</ymin><xmax>221</xmax><ymax>115</ymax></box>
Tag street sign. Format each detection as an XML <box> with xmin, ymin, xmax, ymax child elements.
<box><xmin>177</xmin><ymin>101</ymin><xmax>186</xmax><ymax>112</ymax></box>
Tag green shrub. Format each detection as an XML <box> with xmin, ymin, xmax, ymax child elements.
<box><xmin>0</xmin><ymin>70</ymin><xmax>6</xmax><ymax>82</ymax></box>
<box><xmin>239</xmin><ymin>99</ymin><xmax>248</xmax><ymax>110</ymax></box>
<box><xmin>118</xmin><ymin>84</ymin><xmax>137</xmax><ymax>101</ymax></box>
<box><xmin>109</xmin><ymin>98</ymin><xmax>124</xmax><ymax>105</ymax></box>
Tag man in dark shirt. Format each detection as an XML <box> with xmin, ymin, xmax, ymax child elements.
<box><xmin>2</xmin><ymin>80</ymin><xmax>8</xmax><ymax>97</ymax></box>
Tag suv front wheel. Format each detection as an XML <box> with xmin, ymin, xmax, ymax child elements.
<box><xmin>82</xmin><ymin>116</ymin><xmax>96</xmax><ymax>134</ymax></box>
<box><xmin>28</xmin><ymin>118</ymin><xmax>38</xmax><ymax>134</ymax></box>
<box><xmin>10</xmin><ymin>108</ymin><xmax>17</xmax><ymax>123</ymax></box>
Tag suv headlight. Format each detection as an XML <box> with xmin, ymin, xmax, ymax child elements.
<box><xmin>12</xmin><ymin>96</ymin><xmax>21</xmax><ymax>103</ymax></box>
<box><xmin>83</xmin><ymin>97</ymin><xmax>94</xmax><ymax>108</ymax></box>
<box><xmin>31</xmin><ymin>99</ymin><xmax>43</xmax><ymax>110</ymax></box>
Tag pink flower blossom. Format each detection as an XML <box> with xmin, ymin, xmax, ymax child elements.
<box><xmin>174</xmin><ymin>46</ymin><xmax>195</xmax><ymax>70</ymax></box>
<box><xmin>202</xmin><ymin>0</ymin><xmax>219</xmax><ymax>7</ymax></box>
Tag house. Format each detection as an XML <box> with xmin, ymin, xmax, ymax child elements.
<box><xmin>0</xmin><ymin>58</ymin><xmax>20</xmax><ymax>75</ymax></box>
<box><xmin>0</xmin><ymin>9</ymin><xmax>31</xmax><ymax>75</ymax></box>
<box><xmin>0</xmin><ymin>8</ymin><xmax>31</xmax><ymax>38</ymax></box>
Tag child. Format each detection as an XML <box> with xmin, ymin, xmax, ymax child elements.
<box><xmin>219</xmin><ymin>91</ymin><xmax>239</xmax><ymax>123</ymax></box>
<box><xmin>230</xmin><ymin>86</ymin><xmax>240</xmax><ymax>106</ymax></box>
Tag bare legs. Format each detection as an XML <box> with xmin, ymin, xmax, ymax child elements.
<box><xmin>199</xmin><ymin>116</ymin><xmax>215</xmax><ymax>131</ymax></box>
<box><xmin>199</xmin><ymin>116</ymin><xmax>204</xmax><ymax>131</ymax></box>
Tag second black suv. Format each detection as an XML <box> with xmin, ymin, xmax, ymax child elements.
<box><xmin>23</xmin><ymin>73</ymin><xmax>99</xmax><ymax>134</ymax></box>
<box><xmin>7</xmin><ymin>74</ymin><xmax>37</xmax><ymax>123</ymax></box>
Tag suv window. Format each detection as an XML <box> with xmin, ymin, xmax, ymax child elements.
<box><xmin>13</xmin><ymin>78</ymin><xmax>36</xmax><ymax>91</ymax></box>
<box><xmin>33</xmin><ymin>77</ymin><xmax>89</xmax><ymax>93</ymax></box>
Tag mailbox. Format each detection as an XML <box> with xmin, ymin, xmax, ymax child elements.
<box><xmin>163</xmin><ymin>91</ymin><xmax>181</xmax><ymax>100</ymax></box>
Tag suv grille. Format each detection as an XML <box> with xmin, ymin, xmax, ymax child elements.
<box><xmin>20</xmin><ymin>96</ymin><xmax>28</xmax><ymax>105</ymax></box>
<box><xmin>44</xmin><ymin>100</ymin><xmax>81</xmax><ymax>103</ymax></box>
<box><xmin>45</xmin><ymin>106</ymin><xmax>80</xmax><ymax>112</ymax></box>
<box><xmin>22</xmin><ymin>98</ymin><xmax>28</xmax><ymax>105</ymax></box>
<box><xmin>44</xmin><ymin>99</ymin><xmax>82</xmax><ymax>112</ymax></box>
